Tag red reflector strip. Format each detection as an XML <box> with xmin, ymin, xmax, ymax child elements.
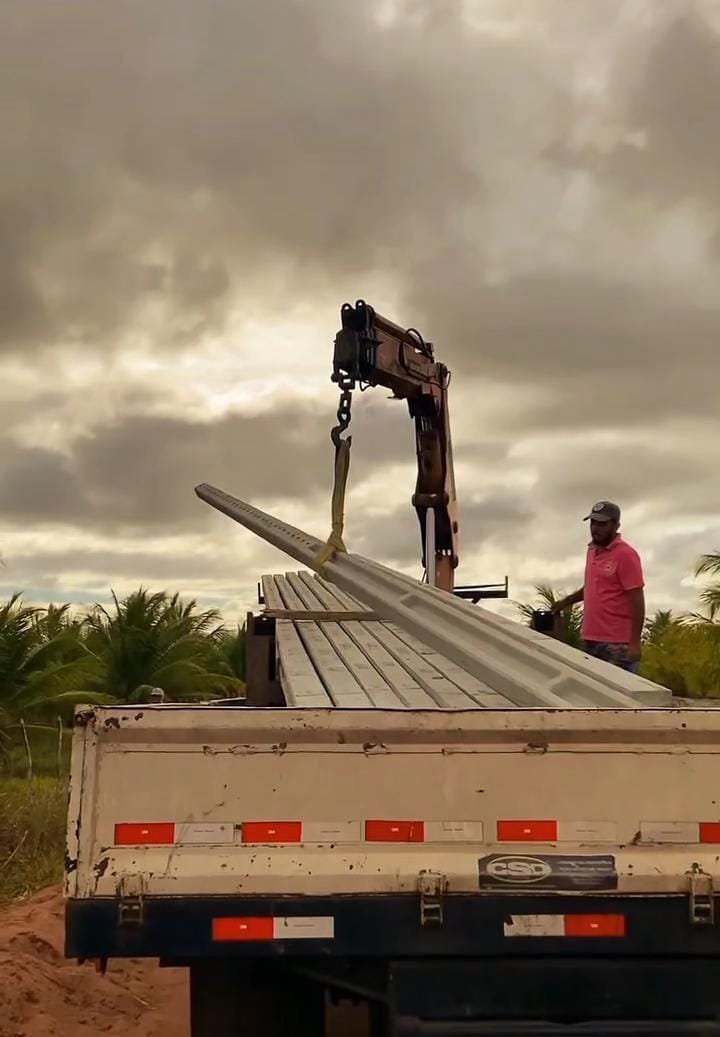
<box><xmin>497</xmin><ymin>820</ymin><xmax>558</xmax><ymax>842</ymax></box>
<box><xmin>213</xmin><ymin>917</ymin><xmax>274</xmax><ymax>942</ymax></box>
<box><xmin>700</xmin><ymin>823</ymin><xmax>720</xmax><ymax>844</ymax></box>
<box><xmin>564</xmin><ymin>914</ymin><xmax>626</xmax><ymax>938</ymax></box>
<box><xmin>213</xmin><ymin>916</ymin><xmax>334</xmax><ymax>942</ymax></box>
<box><xmin>504</xmin><ymin>914</ymin><xmax>625</xmax><ymax>938</ymax></box>
<box><xmin>241</xmin><ymin>821</ymin><xmax>302</xmax><ymax>843</ymax></box>
<box><xmin>114</xmin><ymin>822</ymin><xmax>175</xmax><ymax>846</ymax></box>
<box><xmin>365</xmin><ymin>820</ymin><xmax>425</xmax><ymax>843</ymax></box>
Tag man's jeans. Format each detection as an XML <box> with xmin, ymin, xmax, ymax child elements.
<box><xmin>583</xmin><ymin>640</ymin><xmax>640</xmax><ymax>674</ymax></box>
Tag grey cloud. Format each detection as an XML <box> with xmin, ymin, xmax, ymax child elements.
<box><xmin>403</xmin><ymin>269</ymin><xmax>720</xmax><ymax>428</ymax></box>
<box><xmin>605</xmin><ymin>10</ymin><xmax>720</xmax><ymax>211</ymax></box>
<box><xmin>0</xmin><ymin>399</ymin><xmax>412</xmax><ymax>532</ymax></box>
<box><xmin>532</xmin><ymin>436</ymin><xmax>720</xmax><ymax>521</ymax></box>
<box><xmin>350</xmin><ymin>488</ymin><xmax>534</xmax><ymax>570</ymax></box>
<box><xmin>3</xmin><ymin>0</ymin><xmax>555</xmax><ymax>355</ymax></box>
<box><xmin>2</xmin><ymin>0</ymin><xmax>719</xmax><ymax>625</ymax></box>
<box><xmin>0</xmin><ymin>546</ymin><xmax>260</xmax><ymax>587</ymax></box>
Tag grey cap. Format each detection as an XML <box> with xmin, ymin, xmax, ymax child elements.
<box><xmin>584</xmin><ymin>500</ymin><xmax>620</xmax><ymax>523</ymax></box>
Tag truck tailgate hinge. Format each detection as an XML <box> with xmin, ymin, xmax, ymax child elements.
<box><xmin>687</xmin><ymin>866</ymin><xmax>715</xmax><ymax>926</ymax></box>
<box><xmin>418</xmin><ymin>870</ymin><xmax>448</xmax><ymax>927</ymax></box>
<box><xmin>117</xmin><ymin>873</ymin><xmax>146</xmax><ymax>927</ymax></box>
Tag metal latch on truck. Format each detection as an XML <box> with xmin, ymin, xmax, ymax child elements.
<box><xmin>117</xmin><ymin>874</ymin><xmax>146</xmax><ymax>927</ymax></box>
<box><xmin>418</xmin><ymin>870</ymin><xmax>448</xmax><ymax>927</ymax></box>
<box><xmin>688</xmin><ymin>865</ymin><xmax>715</xmax><ymax>926</ymax></box>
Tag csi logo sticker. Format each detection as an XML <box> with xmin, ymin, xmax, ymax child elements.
<box><xmin>479</xmin><ymin>853</ymin><xmax>617</xmax><ymax>891</ymax></box>
<box><xmin>485</xmin><ymin>856</ymin><xmax>552</xmax><ymax>884</ymax></box>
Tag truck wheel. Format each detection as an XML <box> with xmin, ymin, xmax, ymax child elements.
<box><xmin>190</xmin><ymin>962</ymin><xmax>325</xmax><ymax>1036</ymax></box>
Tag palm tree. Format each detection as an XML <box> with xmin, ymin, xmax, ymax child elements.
<box><xmin>214</xmin><ymin>624</ymin><xmax>247</xmax><ymax>684</ymax></box>
<box><xmin>695</xmin><ymin>551</ymin><xmax>720</xmax><ymax>621</ymax></box>
<box><xmin>644</xmin><ymin>609</ymin><xmax>675</xmax><ymax>646</ymax></box>
<box><xmin>0</xmin><ymin>595</ymin><xmax>102</xmax><ymax>724</ymax></box>
<box><xmin>83</xmin><ymin>589</ymin><xmax>243</xmax><ymax>702</ymax></box>
<box><xmin>515</xmin><ymin>584</ymin><xmax>583</xmax><ymax>648</ymax></box>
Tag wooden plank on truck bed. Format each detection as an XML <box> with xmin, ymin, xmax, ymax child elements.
<box><xmin>275</xmin><ymin>620</ymin><xmax>333</xmax><ymax>707</ymax></box>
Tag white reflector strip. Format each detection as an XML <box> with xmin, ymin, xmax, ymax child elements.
<box><xmin>301</xmin><ymin>821</ymin><xmax>362</xmax><ymax>843</ymax></box>
<box><xmin>505</xmin><ymin>915</ymin><xmax>626</xmax><ymax>938</ymax></box>
<box><xmin>557</xmin><ymin>821</ymin><xmax>617</xmax><ymax>843</ymax></box>
<box><xmin>640</xmin><ymin>822</ymin><xmax>700</xmax><ymax>844</ymax></box>
<box><xmin>175</xmin><ymin>822</ymin><xmax>235</xmax><ymax>844</ymax></box>
<box><xmin>425</xmin><ymin>821</ymin><xmax>484</xmax><ymax>842</ymax></box>
<box><xmin>273</xmin><ymin>916</ymin><xmax>335</xmax><ymax>939</ymax></box>
<box><xmin>505</xmin><ymin>915</ymin><xmax>565</xmax><ymax>938</ymax></box>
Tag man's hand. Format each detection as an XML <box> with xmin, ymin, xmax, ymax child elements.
<box><xmin>552</xmin><ymin>588</ymin><xmax>584</xmax><ymax>614</ymax></box>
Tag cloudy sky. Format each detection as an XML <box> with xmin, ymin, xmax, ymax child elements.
<box><xmin>2</xmin><ymin>0</ymin><xmax>719</xmax><ymax>624</ymax></box>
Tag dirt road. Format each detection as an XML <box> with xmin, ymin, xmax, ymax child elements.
<box><xmin>0</xmin><ymin>887</ymin><xmax>189</xmax><ymax>1037</ymax></box>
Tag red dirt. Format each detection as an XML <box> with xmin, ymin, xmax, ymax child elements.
<box><xmin>0</xmin><ymin>887</ymin><xmax>189</xmax><ymax>1037</ymax></box>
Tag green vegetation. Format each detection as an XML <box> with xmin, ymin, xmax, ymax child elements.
<box><xmin>0</xmin><ymin>778</ymin><xmax>67</xmax><ymax>904</ymax></box>
<box><xmin>517</xmin><ymin>550</ymin><xmax>720</xmax><ymax>698</ymax></box>
<box><xmin>1</xmin><ymin>587</ymin><xmax>246</xmax><ymax>776</ymax></box>
<box><xmin>515</xmin><ymin>583</ymin><xmax>583</xmax><ymax>649</ymax></box>
<box><xmin>0</xmin><ymin>588</ymin><xmax>248</xmax><ymax>903</ymax></box>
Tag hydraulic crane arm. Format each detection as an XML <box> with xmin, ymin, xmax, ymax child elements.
<box><xmin>331</xmin><ymin>300</ymin><xmax>459</xmax><ymax>591</ymax></box>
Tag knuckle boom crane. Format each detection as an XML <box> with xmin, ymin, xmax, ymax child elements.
<box><xmin>330</xmin><ymin>299</ymin><xmax>459</xmax><ymax>592</ymax></box>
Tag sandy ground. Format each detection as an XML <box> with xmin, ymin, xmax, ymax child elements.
<box><xmin>0</xmin><ymin>887</ymin><xmax>189</xmax><ymax>1037</ymax></box>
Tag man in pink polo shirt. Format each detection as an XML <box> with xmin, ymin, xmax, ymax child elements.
<box><xmin>553</xmin><ymin>501</ymin><xmax>645</xmax><ymax>671</ymax></box>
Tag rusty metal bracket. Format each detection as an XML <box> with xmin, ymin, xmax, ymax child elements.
<box><xmin>117</xmin><ymin>874</ymin><xmax>146</xmax><ymax>927</ymax></box>
<box><xmin>688</xmin><ymin>865</ymin><xmax>715</xmax><ymax>926</ymax></box>
<box><xmin>418</xmin><ymin>870</ymin><xmax>447</xmax><ymax>927</ymax></box>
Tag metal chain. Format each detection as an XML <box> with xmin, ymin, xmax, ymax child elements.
<box><xmin>331</xmin><ymin>375</ymin><xmax>354</xmax><ymax>448</ymax></box>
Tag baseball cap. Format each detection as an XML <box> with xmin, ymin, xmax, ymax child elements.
<box><xmin>584</xmin><ymin>501</ymin><xmax>621</xmax><ymax>523</ymax></box>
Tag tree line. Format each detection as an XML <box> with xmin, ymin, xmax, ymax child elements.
<box><xmin>518</xmin><ymin>551</ymin><xmax>720</xmax><ymax>698</ymax></box>
<box><xmin>0</xmin><ymin>589</ymin><xmax>246</xmax><ymax>758</ymax></box>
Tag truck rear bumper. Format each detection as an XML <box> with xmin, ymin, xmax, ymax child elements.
<box><xmin>65</xmin><ymin>892</ymin><xmax>720</xmax><ymax>960</ymax></box>
<box><xmin>393</xmin><ymin>1026</ymin><xmax>720</xmax><ymax>1035</ymax></box>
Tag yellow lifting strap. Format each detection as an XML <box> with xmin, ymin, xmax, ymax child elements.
<box><xmin>313</xmin><ymin>437</ymin><xmax>351</xmax><ymax>573</ymax></box>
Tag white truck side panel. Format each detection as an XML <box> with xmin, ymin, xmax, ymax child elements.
<box><xmin>68</xmin><ymin>706</ymin><xmax>720</xmax><ymax>899</ymax></box>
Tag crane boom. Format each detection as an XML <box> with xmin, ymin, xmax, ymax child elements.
<box><xmin>331</xmin><ymin>299</ymin><xmax>458</xmax><ymax>591</ymax></box>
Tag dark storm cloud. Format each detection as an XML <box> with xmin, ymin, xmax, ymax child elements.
<box><xmin>2</xmin><ymin>0</ymin><xmax>719</xmax><ymax>618</ymax></box>
<box><xmin>604</xmin><ymin>10</ymin><xmax>720</xmax><ymax>211</ymax></box>
<box><xmin>2</xmin><ymin>0</ymin><xmax>561</xmax><ymax>355</ymax></box>
<box><xmin>350</xmin><ymin>488</ymin><xmax>535</xmax><ymax>568</ymax></box>
<box><xmin>0</xmin><ymin>399</ymin><xmax>413</xmax><ymax>531</ymax></box>
<box><xmin>403</xmin><ymin>266</ymin><xmax>720</xmax><ymax>429</ymax></box>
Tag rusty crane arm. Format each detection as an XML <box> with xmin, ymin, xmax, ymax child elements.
<box><xmin>331</xmin><ymin>300</ymin><xmax>458</xmax><ymax>592</ymax></box>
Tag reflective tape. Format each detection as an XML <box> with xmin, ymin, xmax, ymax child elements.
<box><xmin>114</xmin><ymin>822</ymin><xmax>175</xmax><ymax>845</ymax></box>
<box><xmin>504</xmin><ymin>914</ymin><xmax>625</xmax><ymax>938</ymax></box>
<box><xmin>213</xmin><ymin>916</ymin><xmax>334</xmax><ymax>942</ymax></box>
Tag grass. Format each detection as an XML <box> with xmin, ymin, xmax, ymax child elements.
<box><xmin>0</xmin><ymin>777</ymin><xmax>67</xmax><ymax>905</ymax></box>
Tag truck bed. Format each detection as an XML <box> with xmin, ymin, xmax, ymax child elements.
<box><xmin>67</xmin><ymin>706</ymin><xmax>720</xmax><ymax>927</ymax></box>
<box><xmin>260</xmin><ymin>571</ymin><xmax>669</xmax><ymax>710</ymax></box>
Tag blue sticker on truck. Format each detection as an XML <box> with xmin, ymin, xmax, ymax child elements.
<box><xmin>478</xmin><ymin>854</ymin><xmax>618</xmax><ymax>891</ymax></box>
